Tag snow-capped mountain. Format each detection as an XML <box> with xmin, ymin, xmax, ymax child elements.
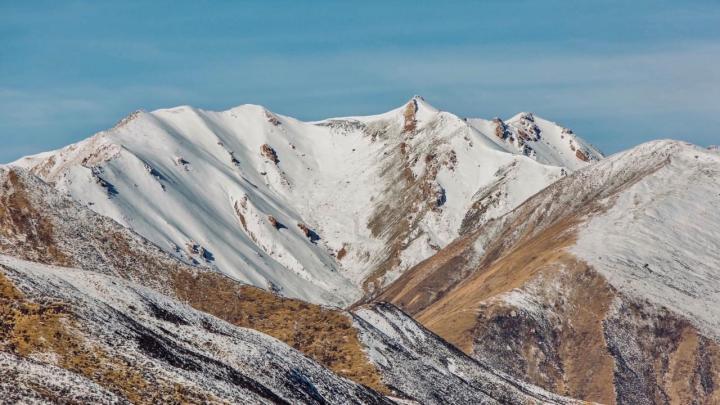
<box><xmin>0</xmin><ymin>166</ymin><xmax>580</xmax><ymax>404</ymax></box>
<box><xmin>13</xmin><ymin>96</ymin><xmax>600</xmax><ymax>306</ymax></box>
<box><xmin>377</xmin><ymin>140</ymin><xmax>720</xmax><ymax>404</ymax></box>
<box><xmin>5</xmin><ymin>96</ymin><xmax>717</xmax><ymax>403</ymax></box>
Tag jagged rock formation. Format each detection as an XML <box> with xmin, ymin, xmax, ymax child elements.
<box><xmin>13</xmin><ymin>97</ymin><xmax>598</xmax><ymax>306</ymax></box>
<box><xmin>468</xmin><ymin>112</ymin><xmax>602</xmax><ymax>170</ymax></box>
<box><xmin>377</xmin><ymin>140</ymin><xmax>720</xmax><ymax>404</ymax></box>
<box><xmin>260</xmin><ymin>144</ymin><xmax>279</xmax><ymax>164</ymax></box>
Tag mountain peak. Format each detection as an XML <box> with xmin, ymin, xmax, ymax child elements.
<box><xmin>405</xmin><ymin>95</ymin><xmax>439</xmax><ymax>113</ymax></box>
<box><xmin>507</xmin><ymin>111</ymin><xmax>536</xmax><ymax>123</ymax></box>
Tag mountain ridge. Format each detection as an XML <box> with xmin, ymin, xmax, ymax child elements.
<box><xmin>375</xmin><ymin>139</ymin><xmax>720</xmax><ymax>404</ymax></box>
<box><xmin>0</xmin><ymin>165</ymin><xmax>580</xmax><ymax>404</ymax></box>
<box><xmin>12</xmin><ymin>97</ymin><xmax>601</xmax><ymax>307</ymax></box>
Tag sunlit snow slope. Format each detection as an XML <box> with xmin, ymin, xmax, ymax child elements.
<box><xmin>14</xmin><ymin>96</ymin><xmax>600</xmax><ymax>306</ymax></box>
<box><xmin>376</xmin><ymin>140</ymin><xmax>720</xmax><ymax>404</ymax></box>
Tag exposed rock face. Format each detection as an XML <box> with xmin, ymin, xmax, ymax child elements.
<box><xmin>492</xmin><ymin>117</ymin><xmax>510</xmax><ymax>140</ymax></box>
<box><xmin>466</xmin><ymin>112</ymin><xmax>603</xmax><ymax>170</ymax></box>
<box><xmin>575</xmin><ymin>148</ymin><xmax>589</xmax><ymax>161</ymax></box>
<box><xmin>402</xmin><ymin>99</ymin><xmax>418</xmax><ymax>133</ymax></box>
<box><xmin>515</xmin><ymin>113</ymin><xmax>541</xmax><ymax>142</ymax></box>
<box><xmin>264</xmin><ymin>110</ymin><xmax>282</xmax><ymax>126</ymax></box>
<box><xmin>297</xmin><ymin>223</ymin><xmax>320</xmax><ymax>242</ymax></box>
<box><xmin>267</xmin><ymin>215</ymin><xmax>281</xmax><ymax>229</ymax></box>
<box><xmin>260</xmin><ymin>144</ymin><xmax>279</xmax><ymax>164</ymax></box>
<box><xmin>376</xmin><ymin>141</ymin><xmax>720</xmax><ymax>404</ymax></box>
<box><xmin>336</xmin><ymin>246</ymin><xmax>347</xmax><ymax>260</ymax></box>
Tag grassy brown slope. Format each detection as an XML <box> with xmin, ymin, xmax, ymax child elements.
<box><xmin>0</xmin><ymin>168</ymin><xmax>388</xmax><ymax>394</ymax></box>
<box><xmin>0</xmin><ymin>269</ymin><xmax>224</xmax><ymax>404</ymax></box>
<box><xmin>0</xmin><ymin>170</ymin><xmax>72</xmax><ymax>267</ymax></box>
<box><xmin>171</xmin><ymin>270</ymin><xmax>388</xmax><ymax>394</ymax></box>
<box><xmin>414</xmin><ymin>215</ymin><xmax>581</xmax><ymax>351</ymax></box>
<box><xmin>372</xmin><ymin>229</ymin><xmax>480</xmax><ymax>313</ymax></box>
<box><xmin>405</xmin><ymin>218</ymin><xmax>720</xmax><ymax>404</ymax></box>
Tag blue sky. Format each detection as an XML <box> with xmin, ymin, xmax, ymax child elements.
<box><xmin>1</xmin><ymin>0</ymin><xmax>719</xmax><ymax>162</ymax></box>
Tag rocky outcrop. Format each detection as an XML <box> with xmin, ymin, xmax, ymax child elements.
<box><xmin>575</xmin><ymin>149</ymin><xmax>589</xmax><ymax>161</ymax></box>
<box><xmin>515</xmin><ymin>113</ymin><xmax>541</xmax><ymax>142</ymax></box>
<box><xmin>264</xmin><ymin>110</ymin><xmax>282</xmax><ymax>126</ymax></box>
<box><xmin>260</xmin><ymin>143</ymin><xmax>279</xmax><ymax>164</ymax></box>
<box><xmin>402</xmin><ymin>99</ymin><xmax>418</xmax><ymax>133</ymax></box>
<box><xmin>337</xmin><ymin>245</ymin><xmax>348</xmax><ymax>260</ymax></box>
<box><xmin>492</xmin><ymin>117</ymin><xmax>510</xmax><ymax>140</ymax></box>
<box><xmin>267</xmin><ymin>215</ymin><xmax>284</xmax><ymax>229</ymax></box>
<box><xmin>297</xmin><ymin>223</ymin><xmax>320</xmax><ymax>242</ymax></box>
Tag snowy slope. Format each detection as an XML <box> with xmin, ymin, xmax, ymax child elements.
<box><xmin>13</xmin><ymin>96</ymin><xmax>599</xmax><ymax>305</ymax></box>
<box><xmin>376</xmin><ymin>139</ymin><xmax>720</xmax><ymax>404</ymax></box>
<box><xmin>0</xmin><ymin>253</ymin><xmax>588</xmax><ymax>404</ymax></box>
<box><xmin>352</xmin><ymin>303</ymin><xmax>582</xmax><ymax>405</ymax></box>
<box><xmin>0</xmin><ymin>255</ymin><xmax>390</xmax><ymax>404</ymax></box>
<box><xmin>467</xmin><ymin>112</ymin><xmax>602</xmax><ymax>170</ymax></box>
<box><xmin>570</xmin><ymin>140</ymin><xmax>720</xmax><ymax>337</ymax></box>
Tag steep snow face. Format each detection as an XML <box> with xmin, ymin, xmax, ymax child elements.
<box><xmin>0</xmin><ymin>255</ymin><xmax>390</xmax><ymax>404</ymax></box>
<box><xmin>572</xmin><ymin>141</ymin><xmax>720</xmax><ymax>337</ymax></box>
<box><xmin>467</xmin><ymin>112</ymin><xmax>602</xmax><ymax>170</ymax></box>
<box><xmin>13</xmin><ymin>97</ymin><xmax>592</xmax><ymax>305</ymax></box>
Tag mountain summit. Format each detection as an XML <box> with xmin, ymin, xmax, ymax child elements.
<box><xmin>13</xmin><ymin>98</ymin><xmax>601</xmax><ymax>306</ymax></box>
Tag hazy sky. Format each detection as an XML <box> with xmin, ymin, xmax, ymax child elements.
<box><xmin>1</xmin><ymin>0</ymin><xmax>719</xmax><ymax>162</ymax></box>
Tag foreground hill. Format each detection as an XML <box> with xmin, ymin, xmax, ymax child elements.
<box><xmin>0</xmin><ymin>255</ymin><xmax>389</xmax><ymax>404</ymax></box>
<box><xmin>13</xmin><ymin>97</ymin><xmax>600</xmax><ymax>306</ymax></box>
<box><xmin>377</xmin><ymin>140</ymin><xmax>720</xmax><ymax>404</ymax></box>
<box><xmin>0</xmin><ymin>167</ymin><xmax>578</xmax><ymax>404</ymax></box>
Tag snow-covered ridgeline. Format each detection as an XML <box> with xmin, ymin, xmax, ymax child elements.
<box><xmin>13</xmin><ymin>97</ymin><xmax>599</xmax><ymax>306</ymax></box>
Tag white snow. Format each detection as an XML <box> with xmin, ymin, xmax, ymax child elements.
<box><xmin>13</xmin><ymin>97</ymin><xmax>598</xmax><ymax>306</ymax></box>
<box><xmin>467</xmin><ymin>112</ymin><xmax>602</xmax><ymax>170</ymax></box>
<box><xmin>572</xmin><ymin>141</ymin><xmax>720</xmax><ymax>337</ymax></box>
